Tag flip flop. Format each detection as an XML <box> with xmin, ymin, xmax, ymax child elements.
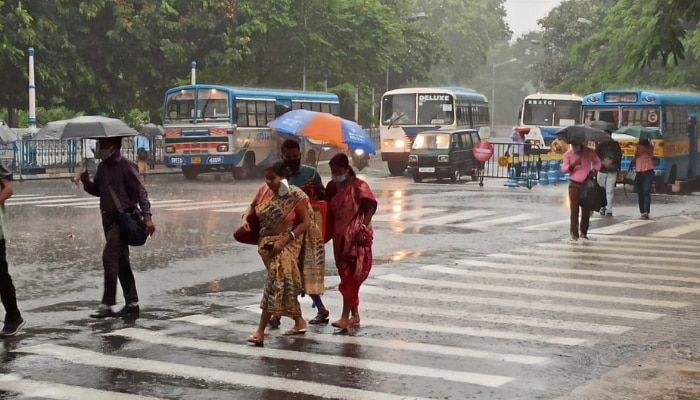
<box><xmin>283</xmin><ymin>328</ymin><xmax>307</xmax><ymax>336</ymax></box>
<box><xmin>246</xmin><ymin>335</ymin><xmax>264</xmax><ymax>347</ymax></box>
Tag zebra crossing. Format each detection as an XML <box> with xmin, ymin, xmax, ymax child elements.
<box><xmin>5</xmin><ymin>234</ymin><xmax>700</xmax><ymax>399</ymax></box>
<box><xmin>9</xmin><ymin>193</ymin><xmax>700</xmax><ymax>237</ymax></box>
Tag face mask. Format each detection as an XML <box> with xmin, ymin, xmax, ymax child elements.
<box><xmin>572</xmin><ymin>145</ymin><xmax>582</xmax><ymax>154</ymax></box>
<box><xmin>284</xmin><ymin>158</ymin><xmax>301</xmax><ymax>173</ymax></box>
<box><xmin>95</xmin><ymin>147</ymin><xmax>114</xmax><ymax>160</ymax></box>
<box><xmin>331</xmin><ymin>174</ymin><xmax>347</xmax><ymax>183</ymax></box>
<box><xmin>278</xmin><ymin>179</ymin><xmax>290</xmax><ymax>196</ymax></box>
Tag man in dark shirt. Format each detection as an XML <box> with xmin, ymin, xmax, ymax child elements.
<box><xmin>80</xmin><ymin>137</ymin><xmax>156</xmax><ymax>319</ymax></box>
<box><xmin>0</xmin><ymin>160</ymin><xmax>25</xmax><ymax>336</ymax></box>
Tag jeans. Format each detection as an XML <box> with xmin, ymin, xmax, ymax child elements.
<box><xmin>101</xmin><ymin>212</ymin><xmax>139</xmax><ymax>306</ymax></box>
<box><xmin>596</xmin><ymin>171</ymin><xmax>616</xmax><ymax>214</ymax></box>
<box><xmin>637</xmin><ymin>170</ymin><xmax>654</xmax><ymax>214</ymax></box>
<box><xmin>568</xmin><ymin>181</ymin><xmax>591</xmax><ymax>238</ymax></box>
<box><xmin>0</xmin><ymin>239</ymin><xmax>21</xmax><ymax>322</ymax></box>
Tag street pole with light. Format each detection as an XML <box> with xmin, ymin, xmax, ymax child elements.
<box><xmin>491</xmin><ymin>58</ymin><xmax>517</xmax><ymax>127</ymax></box>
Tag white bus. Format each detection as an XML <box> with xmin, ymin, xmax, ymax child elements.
<box><xmin>518</xmin><ymin>93</ymin><xmax>582</xmax><ymax>148</ymax></box>
<box><xmin>380</xmin><ymin>87</ymin><xmax>490</xmax><ymax>176</ymax></box>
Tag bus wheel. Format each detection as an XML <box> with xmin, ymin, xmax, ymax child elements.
<box><xmin>451</xmin><ymin>169</ymin><xmax>461</xmax><ymax>183</ymax></box>
<box><xmin>412</xmin><ymin>173</ymin><xmax>423</xmax><ymax>183</ymax></box>
<box><xmin>182</xmin><ymin>166</ymin><xmax>199</xmax><ymax>180</ymax></box>
<box><xmin>232</xmin><ymin>153</ymin><xmax>256</xmax><ymax>180</ymax></box>
<box><xmin>387</xmin><ymin>160</ymin><xmax>406</xmax><ymax>176</ymax></box>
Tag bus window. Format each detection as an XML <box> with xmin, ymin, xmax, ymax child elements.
<box><xmin>198</xmin><ymin>89</ymin><xmax>229</xmax><ymax>120</ymax></box>
<box><xmin>311</xmin><ymin>102</ymin><xmax>322</xmax><ymax>112</ymax></box>
<box><xmin>418</xmin><ymin>94</ymin><xmax>454</xmax><ymax>125</ymax></box>
<box><xmin>165</xmin><ymin>89</ymin><xmax>195</xmax><ymax>121</ymax></box>
<box><xmin>553</xmin><ymin>100</ymin><xmax>581</xmax><ymax>125</ymax></box>
<box><xmin>382</xmin><ymin>94</ymin><xmax>416</xmax><ymax>125</ymax></box>
<box><xmin>330</xmin><ymin>103</ymin><xmax>340</xmax><ymax>115</ymax></box>
<box><xmin>621</xmin><ymin>107</ymin><xmax>660</xmax><ymax>128</ymax></box>
<box><xmin>321</xmin><ymin>103</ymin><xmax>331</xmax><ymax>113</ymax></box>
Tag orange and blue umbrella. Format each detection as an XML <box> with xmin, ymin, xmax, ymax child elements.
<box><xmin>267</xmin><ymin>109</ymin><xmax>376</xmax><ymax>154</ymax></box>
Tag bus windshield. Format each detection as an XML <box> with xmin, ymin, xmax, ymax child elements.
<box><xmin>417</xmin><ymin>94</ymin><xmax>454</xmax><ymax>125</ymax></box>
<box><xmin>382</xmin><ymin>94</ymin><xmax>416</xmax><ymax>125</ymax></box>
<box><xmin>197</xmin><ymin>88</ymin><xmax>230</xmax><ymax>121</ymax></box>
<box><xmin>583</xmin><ymin>107</ymin><xmax>661</xmax><ymax>130</ymax></box>
<box><xmin>523</xmin><ymin>99</ymin><xmax>581</xmax><ymax>126</ymax></box>
<box><xmin>166</xmin><ymin>89</ymin><xmax>195</xmax><ymax>122</ymax></box>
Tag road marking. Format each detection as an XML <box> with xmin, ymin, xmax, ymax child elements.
<box><xmin>356</xmin><ymin>319</ymin><xmax>587</xmax><ymax>346</ymax></box>
<box><xmin>373</xmin><ymin>274</ymin><xmax>689</xmax><ymax>308</ymax></box>
<box><xmin>359</xmin><ymin>285</ymin><xmax>662</xmax><ymax>320</ymax></box>
<box><xmin>107</xmin><ymin>327</ymin><xmax>514</xmax><ymax>387</ymax></box>
<box><xmin>510</xmin><ymin>248</ymin><xmax>700</xmax><ymax>266</ymax></box>
<box><xmin>211</xmin><ymin>206</ymin><xmax>249</xmax><ymax>213</ymax></box>
<box><xmin>15</xmin><ymin>344</ymin><xmax>436</xmax><ymax>400</ymax></box>
<box><xmin>159</xmin><ymin>200</ymin><xmax>237</xmax><ymax>211</ymax></box>
<box><xmin>518</xmin><ymin>219</ymin><xmax>569</xmax><ymax>231</ymax></box>
<box><xmin>454</xmin><ymin>213</ymin><xmax>537</xmax><ymax>229</ymax></box>
<box><xmin>422</xmin><ymin>265</ymin><xmax>700</xmax><ymax>295</ymax></box>
<box><xmin>457</xmin><ymin>259</ymin><xmax>700</xmax><ymax>285</ymax></box>
<box><xmin>0</xmin><ymin>373</ymin><xmax>166</xmax><ymax>400</ymax></box>
<box><xmin>589</xmin><ymin>234</ymin><xmax>700</xmax><ymax>245</ymax></box>
<box><xmin>537</xmin><ymin>242</ymin><xmax>700</xmax><ymax>258</ymax></box>
<box><xmin>6</xmin><ymin>195</ymin><xmax>77</xmax><ymax>205</ymax></box>
<box><xmin>310</xmin><ymin>297</ymin><xmax>631</xmax><ymax>334</ymax></box>
<box><xmin>173</xmin><ymin>314</ymin><xmax>550</xmax><ymax>365</ymax></box>
<box><xmin>415</xmin><ymin>209</ymin><xmax>496</xmax><ymax>225</ymax></box>
<box><xmin>651</xmin><ymin>221</ymin><xmax>700</xmax><ymax>237</ymax></box>
<box><xmin>488</xmin><ymin>253</ymin><xmax>700</xmax><ymax>275</ymax></box>
<box><xmin>373</xmin><ymin>207</ymin><xmax>445</xmax><ymax>222</ymax></box>
<box><xmin>34</xmin><ymin>198</ymin><xmax>100</xmax><ymax>207</ymax></box>
<box><xmin>575</xmin><ymin>237</ymin><xmax>700</xmax><ymax>250</ymax></box>
<box><xmin>588</xmin><ymin>220</ymin><xmax>653</xmax><ymax>235</ymax></box>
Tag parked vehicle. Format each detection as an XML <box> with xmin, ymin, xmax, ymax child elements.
<box><xmin>407</xmin><ymin>129</ymin><xmax>481</xmax><ymax>183</ymax></box>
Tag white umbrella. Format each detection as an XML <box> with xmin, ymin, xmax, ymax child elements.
<box><xmin>0</xmin><ymin>120</ymin><xmax>19</xmax><ymax>145</ymax></box>
<box><xmin>36</xmin><ymin>116</ymin><xmax>138</xmax><ymax>140</ymax></box>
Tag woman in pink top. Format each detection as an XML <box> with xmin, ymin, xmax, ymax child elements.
<box><xmin>561</xmin><ymin>143</ymin><xmax>601</xmax><ymax>242</ymax></box>
<box><xmin>634</xmin><ymin>139</ymin><xmax>655</xmax><ymax>219</ymax></box>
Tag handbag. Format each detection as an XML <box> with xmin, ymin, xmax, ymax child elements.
<box><xmin>579</xmin><ymin>175</ymin><xmax>607</xmax><ymax>211</ymax></box>
<box><xmin>108</xmin><ymin>186</ymin><xmax>148</xmax><ymax>246</ymax></box>
<box><xmin>234</xmin><ymin>210</ymin><xmax>260</xmax><ymax>245</ymax></box>
<box><xmin>624</xmin><ymin>169</ymin><xmax>636</xmax><ymax>185</ymax></box>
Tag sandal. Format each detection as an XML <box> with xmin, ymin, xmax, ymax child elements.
<box><xmin>331</xmin><ymin>319</ymin><xmax>349</xmax><ymax>330</ymax></box>
<box><xmin>267</xmin><ymin>316</ymin><xmax>281</xmax><ymax>329</ymax></box>
<box><xmin>308</xmin><ymin>310</ymin><xmax>330</xmax><ymax>325</ymax></box>
<box><xmin>246</xmin><ymin>335</ymin><xmax>264</xmax><ymax>347</ymax></box>
<box><xmin>348</xmin><ymin>318</ymin><xmax>361</xmax><ymax>328</ymax></box>
<box><xmin>283</xmin><ymin>327</ymin><xmax>307</xmax><ymax>336</ymax></box>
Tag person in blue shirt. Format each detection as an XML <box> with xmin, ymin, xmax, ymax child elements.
<box><xmin>134</xmin><ymin>134</ymin><xmax>150</xmax><ymax>186</ymax></box>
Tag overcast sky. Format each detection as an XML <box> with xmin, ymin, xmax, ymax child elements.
<box><xmin>504</xmin><ymin>0</ymin><xmax>562</xmax><ymax>39</ymax></box>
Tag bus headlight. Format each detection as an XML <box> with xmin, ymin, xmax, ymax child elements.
<box><xmin>165</xmin><ymin>145</ymin><xmax>175</xmax><ymax>154</ymax></box>
<box><xmin>353</xmin><ymin>149</ymin><xmax>365</xmax><ymax>156</ymax></box>
<box><xmin>408</xmin><ymin>155</ymin><xmax>418</xmax><ymax>162</ymax></box>
<box><xmin>394</xmin><ymin>139</ymin><xmax>405</xmax><ymax>149</ymax></box>
<box><xmin>217</xmin><ymin>144</ymin><xmax>229</xmax><ymax>152</ymax></box>
<box><xmin>438</xmin><ymin>155</ymin><xmax>449</xmax><ymax>162</ymax></box>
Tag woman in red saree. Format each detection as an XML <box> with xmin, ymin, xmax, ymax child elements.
<box><xmin>239</xmin><ymin>162</ymin><xmax>324</xmax><ymax>346</ymax></box>
<box><xmin>325</xmin><ymin>153</ymin><xmax>377</xmax><ymax>330</ymax></box>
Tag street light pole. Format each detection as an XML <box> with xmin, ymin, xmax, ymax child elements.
<box><xmin>491</xmin><ymin>58</ymin><xmax>517</xmax><ymax>127</ymax></box>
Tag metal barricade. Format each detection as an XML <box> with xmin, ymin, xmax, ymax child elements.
<box><xmin>476</xmin><ymin>142</ymin><xmax>566</xmax><ymax>189</ymax></box>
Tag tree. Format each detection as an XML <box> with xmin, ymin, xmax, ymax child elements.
<box><xmin>0</xmin><ymin>1</ymin><xmax>36</xmax><ymax>126</ymax></box>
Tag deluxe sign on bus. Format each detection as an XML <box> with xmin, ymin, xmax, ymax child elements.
<box><xmin>473</xmin><ymin>140</ymin><xmax>494</xmax><ymax>162</ymax></box>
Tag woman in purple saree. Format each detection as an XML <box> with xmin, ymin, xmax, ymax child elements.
<box><xmin>325</xmin><ymin>153</ymin><xmax>377</xmax><ymax>330</ymax></box>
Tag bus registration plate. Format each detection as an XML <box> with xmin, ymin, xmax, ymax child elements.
<box><xmin>419</xmin><ymin>167</ymin><xmax>435</xmax><ymax>173</ymax></box>
<box><xmin>192</xmin><ymin>156</ymin><xmax>201</xmax><ymax>164</ymax></box>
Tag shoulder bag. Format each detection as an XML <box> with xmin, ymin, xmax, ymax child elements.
<box><xmin>108</xmin><ymin>186</ymin><xmax>149</xmax><ymax>246</ymax></box>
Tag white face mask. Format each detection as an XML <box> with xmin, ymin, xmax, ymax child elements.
<box><xmin>278</xmin><ymin>179</ymin><xmax>290</xmax><ymax>196</ymax></box>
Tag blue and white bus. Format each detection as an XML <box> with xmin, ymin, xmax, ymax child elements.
<box><xmin>380</xmin><ymin>87</ymin><xmax>490</xmax><ymax>176</ymax></box>
<box><xmin>582</xmin><ymin>90</ymin><xmax>700</xmax><ymax>188</ymax></box>
<box><xmin>518</xmin><ymin>93</ymin><xmax>582</xmax><ymax>148</ymax></box>
<box><xmin>163</xmin><ymin>84</ymin><xmax>340</xmax><ymax>180</ymax></box>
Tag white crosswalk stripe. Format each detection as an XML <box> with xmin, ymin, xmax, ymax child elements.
<box><xmin>0</xmin><ymin>374</ymin><xmax>166</xmax><ymax>400</ymax></box>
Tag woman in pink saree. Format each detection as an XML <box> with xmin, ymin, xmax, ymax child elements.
<box><xmin>325</xmin><ymin>153</ymin><xmax>377</xmax><ymax>330</ymax></box>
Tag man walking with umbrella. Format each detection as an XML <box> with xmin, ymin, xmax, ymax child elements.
<box><xmin>79</xmin><ymin>137</ymin><xmax>156</xmax><ymax>318</ymax></box>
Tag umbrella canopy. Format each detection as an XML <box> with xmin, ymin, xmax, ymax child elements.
<box><xmin>36</xmin><ymin>116</ymin><xmax>137</xmax><ymax>140</ymax></box>
<box><xmin>586</xmin><ymin>120</ymin><xmax>617</xmax><ymax>133</ymax></box>
<box><xmin>267</xmin><ymin>109</ymin><xmax>376</xmax><ymax>155</ymax></box>
<box><xmin>135</xmin><ymin>123</ymin><xmax>165</xmax><ymax>137</ymax></box>
<box><xmin>614</xmin><ymin>126</ymin><xmax>661</xmax><ymax>140</ymax></box>
<box><xmin>0</xmin><ymin>120</ymin><xmax>18</xmax><ymax>145</ymax></box>
<box><xmin>555</xmin><ymin>125</ymin><xmax>613</xmax><ymax>145</ymax></box>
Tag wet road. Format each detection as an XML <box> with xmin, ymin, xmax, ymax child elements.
<box><xmin>2</xmin><ymin>161</ymin><xmax>700</xmax><ymax>399</ymax></box>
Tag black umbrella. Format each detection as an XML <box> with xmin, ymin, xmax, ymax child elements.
<box><xmin>0</xmin><ymin>120</ymin><xmax>18</xmax><ymax>145</ymax></box>
<box><xmin>135</xmin><ymin>123</ymin><xmax>165</xmax><ymax>137</ymax></box>
<box><xmin>555</xmin><ymin>125</ymin><xmax>613</xmax><ymax>145</ymax></box>
<box><xmin>36</xmin><ymin>116</ymin><xmax>137</xmax><ymax>139</ymax></box>
<box><xmin>586</xmin><ymin>120</ymin><xmax>617</xmax><ymax>133</ymax></box>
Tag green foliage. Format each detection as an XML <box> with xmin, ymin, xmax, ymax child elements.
<box><xmin>14</xmin><ymin>107</ymin><xmax>83</xmax><ymax>128</ymax></box>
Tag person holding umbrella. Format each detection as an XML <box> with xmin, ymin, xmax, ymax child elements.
<box><xmin>79</xmin><ymin>136</ymin><xmax>156</xmax><ymax>318</ymax></box>
<box><xmin>561</xmin><ymin>141</ymin><xmax>602</xmax><ymax>242</ymax></box>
